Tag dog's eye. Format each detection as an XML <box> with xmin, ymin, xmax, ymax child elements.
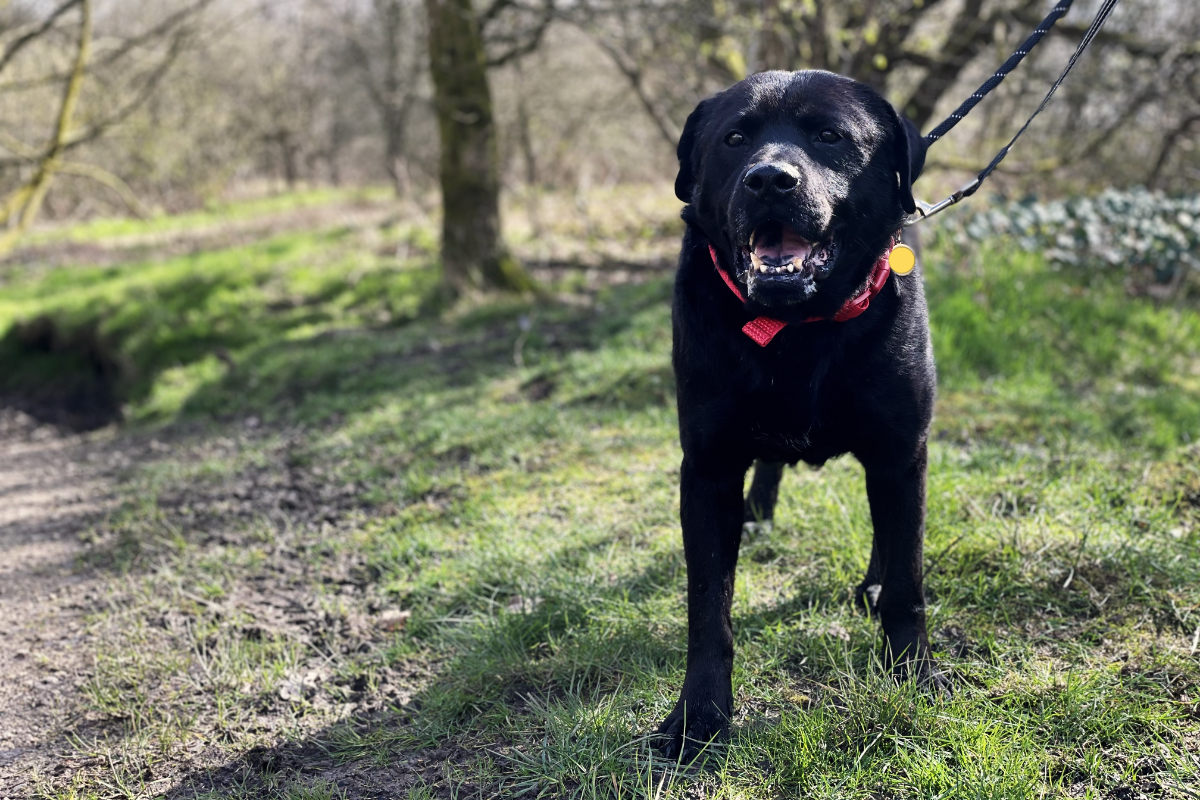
<box><xmin>817</xmin><ymin>129</ymin><xmax>842</xmax><ymax>144</ymax></box>
<box><xmin>724</xmin><ymin>131</ymin><xmax>746</xmax><ymax>147</ymax></box>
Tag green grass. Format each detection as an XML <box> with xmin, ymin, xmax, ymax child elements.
<box><xmin>22</xmin><ymin>185</ymin><xmax>394</xmax><ymax>245</ymax></box>
<box><xmin>928</xmin><ymin>245</ymin><xmax>1200</xmax><ymax>451</ymax></box>
<box><xmin>10</xmin><ymin>193</ymin><xmax>1200</xmax><ymax>798</ymax></box>
<box><xmin>0</xmin><ymin>207</ymin><xmax>439</xmax><ymax>421</ymax></box>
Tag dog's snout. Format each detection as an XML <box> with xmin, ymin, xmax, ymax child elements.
<box><xmin>743</xmin><ymin>162</ymin><xmax>800</xmax><ymax>197</ymax></box>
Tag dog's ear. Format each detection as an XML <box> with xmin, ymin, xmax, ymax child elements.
<box><xmin>675</xmin><ymin>99</ymin><xmax>710</xmax><ymax>203</ymax></box>
<box><xmin>890</xmin><ymin>110</ymin><xmax>927</xmax><ymax>215</ymax></box>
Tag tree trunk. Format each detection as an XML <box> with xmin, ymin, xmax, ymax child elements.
<box><xmin>277</xmin><ymin>131</ymin><xmax>300</xmax><ymax>189</ymax></box>
<box><xmin>425</xmin><ymin>0</ymin><xmax>531</xmax><ymax>294</ymax></box>
<box><xmin>383</xmin><ymin>104</ymin><xmax>411</xmax><ymax>198</ymax></box>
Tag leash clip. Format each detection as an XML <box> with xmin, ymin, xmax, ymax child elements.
<box><xmin>902</xmin><ymin>177</ymin><xmax>981</xmax><ymax>227</ymax></box>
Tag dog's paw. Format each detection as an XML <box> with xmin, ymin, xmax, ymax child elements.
<box><xmin>655</xmin><ymin>697</ymin><xmax>730</xmax><ymax>762</ymax></box>
<box><xmin>854</xmin><ymin>581</ymin><xmax>881</xmax><ymax>616</ymax></box>
<box><xmin>917</xmin><ymin>661</ymin><xmax>954</xmax><ymax>698</ymax></box>
<box><xmin>884</xmin><ymin>628</ymin><xmax>953</xmax><ymax>697</ymax></box>
<box><xmin>898</xmin><ymin>654</ymin><xmax>954</xmax><ymax>698</ymax></box>
<box><xmin>741</xmin><ymin>520</ymin><xmax>773</xmax><ymax>539</ymax></box>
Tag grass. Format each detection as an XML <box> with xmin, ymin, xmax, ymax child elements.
<box><xmin>21</xmin><ymin>185</ymin><xmax>395</xmax><ymax>246</ymax></box>
<box><xmin>5</xmin><ymin>186</ymin><xmax>1200</xmax><ymax>798</ymax></box>
<box><xmin>0</xmin><ymin>196</ymin><xmax>439</xmax><ymax>424</ymax></box>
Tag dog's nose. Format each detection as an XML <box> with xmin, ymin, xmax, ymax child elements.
<box><xmin>743</xmin><ymin>163</ymin><xmax>799</xmax><ymax>196</ymax></box>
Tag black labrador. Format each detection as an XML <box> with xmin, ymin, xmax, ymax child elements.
<box><xmin>661</xmin><ymin>69</ymin><xmax>942</xmax><ymax>759</ymax></box>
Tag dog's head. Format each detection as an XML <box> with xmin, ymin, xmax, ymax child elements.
<box><xmin>676</xmin><ymin>70</ymin><xmax>926</xmax><ymax>318</ymax></box>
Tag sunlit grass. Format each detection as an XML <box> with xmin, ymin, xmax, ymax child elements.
<box><xmin>9</xmin><ymin>192</ymin><xmax>1200</xmax><ymax>798</ymax></box>
<box><xmin>21</xmin><ymin>185</ymin><xmax>395</xmax><ymax>245</ymax></box>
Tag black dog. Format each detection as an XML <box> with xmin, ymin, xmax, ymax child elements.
<box><xmin>661</xmin><ymin>70</ymin><xmax>942</xmax><ymax>759</ymax></box>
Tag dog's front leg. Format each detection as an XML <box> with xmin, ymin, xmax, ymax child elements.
<box><xmin>657</xmin><ymin>454</ymin><xmax>748</xmax><ymax>760</ymax></box>
<box><xmin>862</xmin><ymin>442</ymin><xmax>948</xmax><ymax>690</ymax></box>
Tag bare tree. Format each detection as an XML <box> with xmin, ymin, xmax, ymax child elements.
<box><xmin>324</xmin><ymin>0</ymin><xmax>427</xmax><ymax>196</ymax></box>
<box><xmin>0</xmin><ymin>0</ymin><xmax>214</xmax><ymax>252</ymax></box>
<box><xmin>562</xmin><ymin>0</ymin><xmax>1200</xmax><ymax>194</ymax></box>
<box><xmin>568</xmin><ymin>0</ymin><xmax>1056</xmax><ymax>143</ymax></box>
<box><xmin>425</xmin><ymin>0</ymin><xmax>553</xmax><ymax>294</ymax></box>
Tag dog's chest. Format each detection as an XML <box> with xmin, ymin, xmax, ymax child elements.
<box><xmin>739</xmin><ymin>353</ymin><xmax>849</xmax><ymax>461</ymax></box>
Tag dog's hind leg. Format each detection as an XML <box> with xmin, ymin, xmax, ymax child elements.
<box><xmin>855</xmin><ymin>547</ymin><xmax>882</xmax><ymax>616</ymax></box>
<box><xmin>860</xmin><ymin>442</ymin><xmax>948</xmax><ymax>692</ymax></box>
<box><xmin>743</xmin><ymin>459</ymin><xmax>785</xmax><ymax>529</ymax></box>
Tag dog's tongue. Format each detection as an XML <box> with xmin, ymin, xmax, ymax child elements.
<box><xmin>753</xmin><ymin>224</ymin><xmax>812</xmax><ymax>264</ymax></box>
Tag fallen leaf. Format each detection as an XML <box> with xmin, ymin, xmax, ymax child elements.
<box><xmin>378</xmin><ymin>609</ymin><xmax>411</xmax><ymax>632</ymax></box>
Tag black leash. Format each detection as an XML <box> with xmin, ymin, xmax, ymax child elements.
<box><xmin>924</xmin><ymin>0</ymin><xmax>1078</xmax><ymax>146</ymax></box>
<box><xmin>905</xmin><ymin>0</ymin><xmax>1122</xmax><ymax>226</ymax></box>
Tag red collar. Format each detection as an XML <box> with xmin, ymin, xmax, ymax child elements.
<box><xmin>706</xmin><ymin>242</ymin><xmax>895</xmax><ymax>346</ymax></box>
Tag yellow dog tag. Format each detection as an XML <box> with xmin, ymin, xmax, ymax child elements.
<box><xmin>888</xmin><ymin>243</ymin><xmax>916</xmax><ymax>275</ymax></box>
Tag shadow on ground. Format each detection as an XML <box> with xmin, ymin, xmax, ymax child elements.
<box><xmin>154</xmin><ymin>545</ymin><xmax>858</xmax><ymax>799</ymax></box>
<box><xmin>35</xmin><ymin>271</ymin><xmax>687</xmax><ymax>797</ymax></box>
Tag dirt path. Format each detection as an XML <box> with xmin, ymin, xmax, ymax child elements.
<box><xmin>0</xmin><ymin>411</ymin><xmax>118</xmax><ymax>798</ymax></box>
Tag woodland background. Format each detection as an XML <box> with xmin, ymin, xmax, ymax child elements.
<box><xmin>0</xmin><ymin>0</ymin><xmax>1196</xmax><ymax>227</ymax></box>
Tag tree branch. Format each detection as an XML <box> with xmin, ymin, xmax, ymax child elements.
<box><xmin>484</xmin><ymin>0</ymin><xmax>555</xmax><ymax>67</ymax></box>
<box><xmin>0</xmin><ymin>0</ymin><xmax>91</xmax><ymax>254</ymax></box>
<box><xmin>63</xmin><ymin>25</ymin><xmax>192</xmax><ymax>151</ymax></box>
<box><xmin>587</xmin><ymin>33</ymin><xmax>678</xmax><ymax>147</ymax></box>
<box><xmin>0</xmin><ymin>0</ymin><xmax>215</xmax><ymax>93</ymax></box>
<box><xmin>0</xmin><ymin>0</ymin><xmax>82</xmax><ymax>77</ymax></box>
<box><xmin>1032</xmin><ymin>17</ymin><xmax>1189</xmax><ymax>60</ymax></box>
<box><xmin>1148</xmin><ymin>113</ymin><xmax>1200</xmax><ymax>189</ymax></box>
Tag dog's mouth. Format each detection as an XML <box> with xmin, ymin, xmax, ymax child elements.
<box><xmin>738</xmin><ymin>220</ymin><xmax>837</xmax><ymax>299</ymax></box>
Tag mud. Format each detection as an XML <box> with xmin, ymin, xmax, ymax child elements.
<box><xmin>0</xmin><ymin>410</ymin><xmax>117</xmax><ymax>798</ymax></box>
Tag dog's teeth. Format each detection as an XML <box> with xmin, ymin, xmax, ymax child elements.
<box><xmin>786</xmin><ymin>262</ymin><xmax>796</xmax><ymax>273</ymax></box>
<box><xmin>750</xmin><ymin>252</ymin><xmax>765</xmax><ymax>273</ymax></box>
